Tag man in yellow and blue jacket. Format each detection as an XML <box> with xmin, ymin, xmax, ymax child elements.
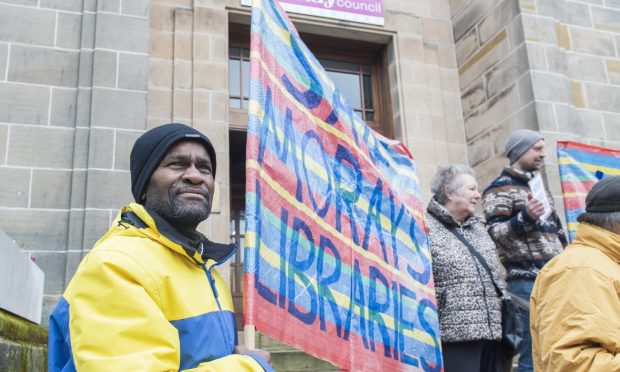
<box><xmin>48</xmin><ymin>123</ymin><xmax>273</xmax><ymax>372</ymax></box>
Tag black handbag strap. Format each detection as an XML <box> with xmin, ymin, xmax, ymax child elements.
<box><xmin>428</xmin><ymin>210</ymin><xmax>504</xmax><ymax>297</ymax></box>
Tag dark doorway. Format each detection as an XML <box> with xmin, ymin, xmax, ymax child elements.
<box><xmin>229</xmin><ymin>130</ymin><xmax>246</xmax><ymax>330</ymax></box>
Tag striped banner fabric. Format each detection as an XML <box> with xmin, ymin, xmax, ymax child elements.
<box><xmin>557</xmin><ymin>141</ymin><xmax>620</xmax><ymax>241</ymax></box>
<box><xmin>243</xmin><ymin>0</ymin><xmax>442</xmax><ymax>371</ymax></box>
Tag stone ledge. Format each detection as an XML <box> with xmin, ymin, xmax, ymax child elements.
<box><xmin>0</xmin><ymin>309</ymin><xmax>47</xmax><ymax>372</ymax></box>
<box><xmin>0</xmin><ymin>309</ymin><xmax>47</xmax><ymax>346</ymax></box>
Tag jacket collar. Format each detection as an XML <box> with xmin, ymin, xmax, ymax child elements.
<box><xmin>503</xmin><ymin>166</ymin><xmax>537</xmax><ymax>184</ymax></box>
<box><xmin>572</xmin><ymin>223</ymin><xmax>620</xmax><ymax>264</ymax></box>
<box><xmin>426</xmin><ymin>197</ymin><xmax>481</xmax><ymax>228</ymax></box>
<box><xmin>117</xmin><ymin>203</ymin><xmax>236</xmax><ymax>266</ymax></box>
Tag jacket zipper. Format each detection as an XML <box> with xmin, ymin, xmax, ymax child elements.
<box><xmin>199</xmin><ymin>243</ymin><xmax>238</xmax><ymax>312</ymax></box>
<box><xmin>201</xmin><ymin>262</ymin><xmax>235</xmax><ymax>352</ymax></box>
<box><xmin>202</xmin><ymin>264</ymin><xmax>222</xmax><ymax>311</ymax></box>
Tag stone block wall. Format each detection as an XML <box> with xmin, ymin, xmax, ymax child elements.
<box><xmin>387</xmin><ymin>0</ymin><xmax>467</xmax><ymax>198</ymax></box>
<box><xmin>0</xmin><ymin>0</ymin><xmax>150</xmax><ymax>325</ymax></box>
<box><xmin>451</xmin><ymin>0</ymin><xmax>532</xmax><ymax>188</ymax></box>
<box><xmin>451</xmin><ymin>0</ymin><xmax>620</xmax><ymax>222</ymax></box>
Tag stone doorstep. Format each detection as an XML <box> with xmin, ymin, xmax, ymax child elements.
<box><xmin>240</xmin><ymin>331</ymin><xmax>317</xmax><ymax>352</ymax></box>
<box><xmin>239</xmin><ymin>331</ymin><xmax>339</xmax><ymax>372</ymax></box>
<box><xmin>243</xmin><ymin>331</ymin><xmax>520</xmax><ymax>371</ymax></box>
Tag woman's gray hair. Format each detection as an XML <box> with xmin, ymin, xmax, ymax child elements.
<box><xmin>577</xmin><ymin>211</ymin><xmax>620</xmax><ymax>231</ymax></box>
<box><xmin>431</xmin><ymin>164</ymin><xmax>476</xmax><ymax>205</ymax></box>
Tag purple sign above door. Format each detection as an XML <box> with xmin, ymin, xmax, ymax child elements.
<box><xmin>241</xmin><ymin>0</ymin><xmax>385</xmax><ymax>26</ymax></box>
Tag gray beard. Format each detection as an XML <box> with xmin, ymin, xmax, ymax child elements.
<box><xmin>145</xmin><ymin>191</ymin><xmax>210</xmax><ymax>230</ymax></box>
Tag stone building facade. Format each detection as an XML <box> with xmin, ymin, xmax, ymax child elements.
<box><xmin>0</xmin><ymin>0</ymin><xmax>618</xmax><ymax>327</ymax></box>
<box><xmin>453</xmin><ymin>0</ymin><xmax>620</xmax><ymax>206</ymax></box>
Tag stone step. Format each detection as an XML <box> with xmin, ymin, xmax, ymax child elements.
<box><xmin>240</xmin><ymin>331</ymin><xmax>339</xmax><ymax>372</ymax></box>
<box><xmin>241</xmin><ymin>331</ymin><xmax>519</xmax><ymax>371</ymax></box>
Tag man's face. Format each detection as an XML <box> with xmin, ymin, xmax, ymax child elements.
<box><xmin>143</xmin><ymin>141</ymin><xmax>215</xmax><ymax>229</ymax></box>
<box><xmin>514</xmin><ymin>139</ymin><xmax>546</xmax><ymax>172</ymax></box>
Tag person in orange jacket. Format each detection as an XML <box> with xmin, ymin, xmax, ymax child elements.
<box><xmin>531</xmin><ymin>176</ymin><xmax>620</xmax><ymax>371</ymax></box>
<box><xmin>48</xmin><ymin>123</ymin><xmax>272</xmax><ymax>372</ymax></box>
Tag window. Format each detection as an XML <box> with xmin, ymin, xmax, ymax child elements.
<box><xmin>228</xmin><ymin>47</ymin><xmax>250</xmax><ymax>110</ymax></box>
<box><xmin>319</xmin><ymin>58</ymin><xmax>375</xmax><ymax>122</ymax></box>
<box><xmin>229</xmin><ymin>51</ymin><xmax>375</xmax><ymax>121</ymax></box>
<box><xmin>228</xmin><ymin>23</ymin><xmax>392</xmax><ymax>137</ymax></box>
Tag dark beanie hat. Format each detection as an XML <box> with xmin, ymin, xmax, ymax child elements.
<box><xmin>130</xmin><ymin>123</ymin><xmax>216</xmax><ymax>202</ymax></box>
<box><xmin>584</xmin><ymin>176</ymin><xmax>620</xmax><ymax>213</ymax></box>
<box><xmin>505</xmin><ymin>129</ymin><xmax>544</xmax><ymax>164</ymax></box>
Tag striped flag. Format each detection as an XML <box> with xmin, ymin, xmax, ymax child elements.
<box><xmin>243</xmin><ymin>0</ymin><xmax>442</xmax><ymax>371</ymax></box>
<box><xmin>557</xmin><ymin>141</ymin><xmax>620</xmax><ymax>241</ymax></box>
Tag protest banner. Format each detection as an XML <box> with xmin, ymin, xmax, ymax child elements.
<box><xmin>243</xmin><ymin>0</ymin><xmax>442</xmax><ymax>370</ymax></box>
<box><xmin>557</xmin><ymin>141</ymin><xmax>620</xmax><ymax>241</ymax></box>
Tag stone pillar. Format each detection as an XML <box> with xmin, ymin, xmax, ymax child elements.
<box><xmin>390</xmin><ymin>1</ymin><xmax>467</xmax><ymax>198</ymax></box>
<box><xmin>60</xmin><ymin>0</ymin><xmax>150</xmax><ymax>324</ymax></box>
<box><xmin>148</xmin><ymin>0</ymin><xmax>232</xmax><ymax>282</ymax></box>
<box><xmin>1</xmin><ymin>0</ymin><xmax>84</xmax><ymax>325</ymax></box>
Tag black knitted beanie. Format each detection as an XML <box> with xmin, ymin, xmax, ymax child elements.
<box><xmin>130</xmin><ymin>123</ymin><xmax>216</xmax><ymax>202</ymax></box>
<box><xmin>585</xmin><ymin>176</ymin><xmax>620</xmax><ymax>213</ymax></box>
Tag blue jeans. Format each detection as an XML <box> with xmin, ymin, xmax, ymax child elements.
<box><xmin>507</xmin><ymin>279</ymin><xmax>534</xmax><ymax>372</ymax></box>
